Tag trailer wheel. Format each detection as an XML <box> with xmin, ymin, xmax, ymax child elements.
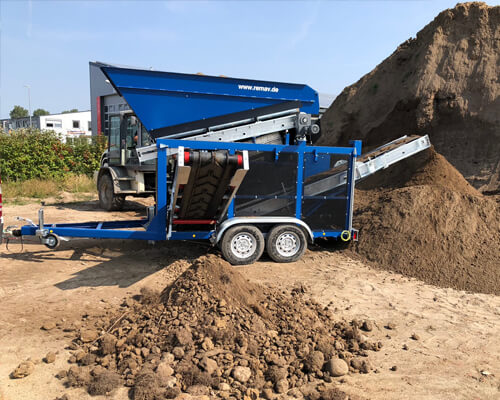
<box><xmin>98</xmin><ymin>174</ymin><xmax>125</xmax><ymax>211</ymax></box>
<box><xmin>44</xmin><ymin>233</ymin><xmax>60</xmax><ymax>250</ymax></box>
<box><xmin>220</xmin><ymin>225</ymin><xmax>264</xmax><ymax>265</ymax></box>
<box><xmin>266</xmin><ymin>224</ymin><xmax>307</xmax><ymax>263</ymax></box>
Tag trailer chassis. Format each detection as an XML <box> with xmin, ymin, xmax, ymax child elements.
<box><xmin>12</xmin><ymin>138</ymin><xmax>359</xmax><ymax>264</ymax></box>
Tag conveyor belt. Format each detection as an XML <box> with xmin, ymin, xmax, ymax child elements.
<box><xmin>179</xmin><ymin>152</ymin><xmax>240</xmax><ymax>219</ymax></box>
<box><xmin>170</xmin><ymin>149</ymin><xmax>249</xmax><ymax>223</ymax></box>
<box><xmin>136</xmin><ymin>108</ymin><xmax>301</xmax><ymax>163</ymax></box>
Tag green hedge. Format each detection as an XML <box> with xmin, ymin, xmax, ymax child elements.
<box><xmin>0</xmin><ymin>129</ymin><xmax>107</xmax><ymax>181</ymax></box>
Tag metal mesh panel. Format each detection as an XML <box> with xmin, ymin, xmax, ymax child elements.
<box><xmin>301</xmin><ymin>199</ymin><xmax>348</xmax><ymax>230</ymax></box>
<box><xmin>235</xmin><ymin>151</ymin><xmax>297</xmax><ymax>217</ymax></box>
<box><xmin>301</xmin><ymin>153</ymin><xmax>351</xmax><ymax>230</ymax></box>
<box><xmin>303</xmin><ymin>153</ymin><xmax>349</xmax><ymax>196</ymax></box>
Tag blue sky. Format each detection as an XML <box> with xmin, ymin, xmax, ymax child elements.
<box><xmin>1</xmin><ymin>0</ymin><xmax>497</xmax><ymax>118</ymax></box>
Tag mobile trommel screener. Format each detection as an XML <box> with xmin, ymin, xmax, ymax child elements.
<box><xmin>3</xmin><ymin>65</ymin><xmax>430</xmax><ymax>265</ymax></box>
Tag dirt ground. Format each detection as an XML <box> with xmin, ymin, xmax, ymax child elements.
<box><xmin>0</xmin><ymin>198</ymin><xmax>499</xmax><ymax>399</ymax></box>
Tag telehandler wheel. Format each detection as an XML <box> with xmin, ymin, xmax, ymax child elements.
<box><xmin>98</xmin><ymin>174</ymin><xmax>125</xmax><ymax>211</ymax></box>
<box><xmin>220</xmin><ymin>225</ymin><xmax>265</xmax><ymax>265</ymax></box>
<box><xmin>266</xmin><ymin>224</ymin><xmax>307</xmax><ymax>263</ymax></box>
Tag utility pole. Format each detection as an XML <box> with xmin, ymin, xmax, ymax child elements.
<box><xmin>24</xmin><ymin>84</ymin><xmax>31</xmax><ymax>128</ymax></box>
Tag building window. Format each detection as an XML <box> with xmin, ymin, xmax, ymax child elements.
<box><xmin>46</xmin><ymin>119</ymin><xmax>62</xmax><ymax>128</ymax></box>
<box><xmin>88</xmin><ymin>121</ymin><xmax>92</xmax><ymax>131</ymax></box>
<box><xmin>73</xmin><ymin>120</ymin><xmax>80</xmax><ymax>129</ymax></box>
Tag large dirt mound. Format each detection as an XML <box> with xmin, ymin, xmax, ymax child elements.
<box><xmin>64</xmin><ymin>255</ymin><xmax>378</xmax><ymax>399</ymax></box>
<box><xmin>319</xmin><ymin>2</ymin><xmax>500</xmax><ymax>193</ymax></box>
<box><xmin>353</xmin><ymin>149</ymin><xmax>500</xmax><ymax>295</ymax></box>
<box><xmin>356</xmin><ymin>147</ymin><xmax>480</xmax><ymax>197</ymax></box>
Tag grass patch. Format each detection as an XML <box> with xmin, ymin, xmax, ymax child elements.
<box><xmin>3</xmin><ymin>174</ymin><xmax>95</xmax><ymax>202</ymax></box>
<box><xmin>60</xmin><ymin>174</ymin><xmax>96</xmax><ymax>193</ymax></box>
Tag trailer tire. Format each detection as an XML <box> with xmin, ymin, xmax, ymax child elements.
<box><xmin>266</xmin><ymin>224</ymin><xmax>307</xmax><ymax>263</ymax></box>
<box><xmin>98</xmin><ymin>174</ymin><xmax>125</xmax><ymax>211</ymax></box>
<box><xmin>220</xmin><ymin>225</ymin><xmax>264</xmax><ymax>265</ymax></box>
<box><xmin>44</xmin><ymin>233</ymin><xmax>60</xmax><ymax>250</ymax></box>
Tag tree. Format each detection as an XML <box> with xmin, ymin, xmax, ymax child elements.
<box><xmin>62</xmin><ymin>108</ymin><xmax>78</xmax><ymax>114</ymax></box>
<box><xmin>10</xmin><ymin>105</ymin><xmax>29</xmax><ymax>119</ymax></box>
<box><xmin>33</xmin><ymin>108</ymin><xmax>50</xmax><ymax>117</ymax></box>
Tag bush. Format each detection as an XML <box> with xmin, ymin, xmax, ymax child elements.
<box><xmin>0</xmin><ymin>129</ymin><xmax>107</xmax><ymax>181</ymax></box>
<box><xmin>3</xmin><ymin>175</ymin><xmax>95</xmax><ymax>199</ymax></box>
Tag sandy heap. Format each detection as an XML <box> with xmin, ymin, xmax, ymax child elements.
<box><xmin>352</xmin><ymin>148</ymin><xmax>500</xmax><ymax>295</ymax></box>
<box><xmin>63</xmin><ymin>255</ymin><xmax>377</xmax><ymax>399</ymax></box>
<box><xmin>319</xmin><ymin>2</ymin><xmax>500</xmax><ymax>193</ymax></box>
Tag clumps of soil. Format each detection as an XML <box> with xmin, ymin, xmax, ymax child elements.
<box><xmin>67</xmin><ymin>365</ymin><xmax>121</xmax><ymax>396</ymax></box>
<box><xmin>133</xmin><ymin>368</ymin><xmax>163</xmax><ymax>400</ymax></box>
<box><xmin>63</xmin><ymin>255</ymin><xmax>380</xmax><ymax>398</ymax></box>
<box><xmin>353</xmin><ymin>148</ymin><xmax>500</xmax><ymax>295</ymax></box>
<box><xmin>320</xmin><ymin>387</ymin><xmax>362</xmax><ymax>400</ymax></box>
<box><xmin>67</xmin><ymin>365</ymin><xmax>90</xmax><ymax>388</ymax></box>
<box><xmin>320</xmin><ymin>2</ymin><xmax>500</xmax><ymax>193</ymax></box>
<box><xmin>10</xmin><ymin>361</ymin><xmax>35</xmax><ymax>379</ymax></box>
<box><xmin>87</xmin><ymin>368</ymin><xmax>121</xmax><ymax>396</ymax></box>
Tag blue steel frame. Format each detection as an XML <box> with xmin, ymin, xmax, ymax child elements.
<box><xmin>21</xmin><ymin>139</ymin><xmax>359</xmax><ymax>242</ymax></box>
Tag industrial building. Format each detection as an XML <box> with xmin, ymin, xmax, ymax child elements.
<box><xmin>90</xmin><ymin>62</ymin><xmax>130</xmax><ymax>138</ymax></box>
<box><xmin>1</xmin><ymin>110</ymin><xmax>91</xmax><ymax>142</ymax></box>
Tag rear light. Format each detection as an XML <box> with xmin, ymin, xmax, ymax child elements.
<box><xmin>184</xmin><ymin>151</ymin><xmax>190</xmax><ymax>164</ymax></box>
<box><xmin>353</xmin><ymin>231</ymin><xmax>358</xmax><ymax>241</ymax></box>
<box><xmin>237</xmin><ymin>154</ymin><xmax>243</xmax><ymax>167</ymax></box>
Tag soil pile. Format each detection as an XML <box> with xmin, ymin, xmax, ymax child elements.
<box><xmin>319</xmin><ymin>2</ymin><xmax>500</xmax><ymax>193</ymax></box>
<box><xmin>63</xmin><ymin>255</ymin><xmax>378</xmax><ymax>399</ymax></box>
<box><xmin>356</xmin><ymin>148</ymin><xmax>480</xmax><ymax>197</ymax></box>
<box><xmin>353</xmin><ymin>149</ymin><xmax>500</xmax><ymax>295</ymax></box>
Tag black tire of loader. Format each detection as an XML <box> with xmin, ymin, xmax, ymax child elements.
<box><xmin>98</xmin><ymin>174</ymin><xmax>125</xmax><ymax>211</ymax></box>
